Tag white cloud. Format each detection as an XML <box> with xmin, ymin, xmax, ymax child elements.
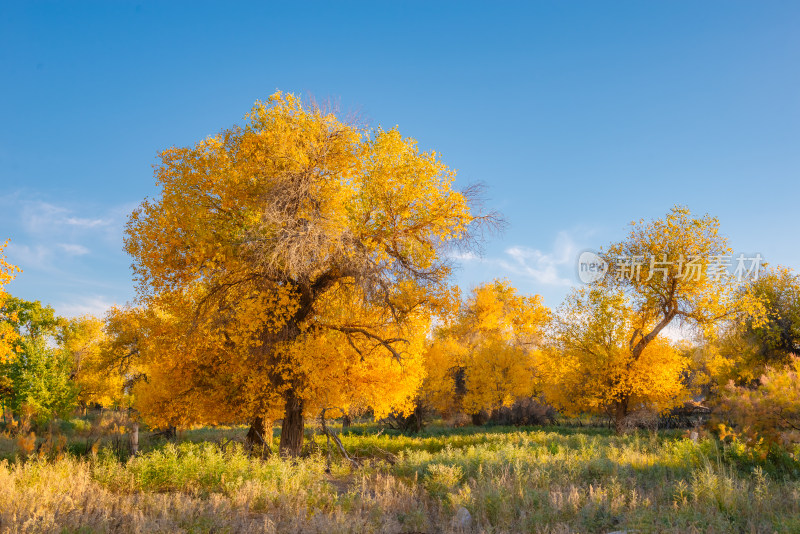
<box><xmin>65</xmin><ymin>217</ymin><xmax>112</xmax><ymax>228</ymax></box>
<box><xmin>449</xmin><ymin>230</ymin><xmax>582</xmax><ymax>289</ymax></box>
<box><xmin>5</xmin><ymin>199</ymin><xmax>130</xmax><ymax>272</ymax></box>
<box><xmin>448</xmin><ymin>250</ymin><xmax>480</xmax><ymax>261</ymax></box>
<box><xmin>6</xmin><ymin>242</ymin><xmax>91</xmax><ymax>271</ymax></box>
<box><xmin>58</xmin><ymin>243</ymin><xmax>90</xmax><ymax>256</ymax></box>
<box><xmin>21</xmin><ymin>202</ymin><xmax>69</xmax><ymax>234</ymax></box>
<box><xmin>21</xmin><ymin>201</ymin><xmax>114</xmax><ymax>235</ymax></box>
<box><xmin>497</xmin><ymin>231</ymin><xmax>577</xmax><ymax>286</ymax></box>
<box><xmin>55</xmin><ymin>295</ymin><xmax>115</xmax><ymax>318</ymax></box>
<box><xmin>5</xmin><ymin>243</ymin><xmax>53</xmax><ymax>271</ymax></box>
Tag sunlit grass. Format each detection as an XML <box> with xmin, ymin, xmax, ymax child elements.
<box><xmin>1</xmin><ymin>422</ymin><xmax>799</xmax><ymax>533</ymax></box>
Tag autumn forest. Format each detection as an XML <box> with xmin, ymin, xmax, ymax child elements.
<box><xmin>1</xmin><ymin>91</ymin><xmax>800</xmax><ymax>533</ymax></box>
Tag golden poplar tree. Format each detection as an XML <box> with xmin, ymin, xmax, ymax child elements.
<box><xmin>124</xmin><ymin>93</ymin><xmax>487</xmax><ymax>455</ymax></box>
<box><xmin>58</xmin><ymin>315</ymin><xmax>125</xmax><ymax>410</ymax></box>
<box><xmin>544</xmin><ymin>286</ymin><xmax>688</xmax><ymax>428</ymax></box>
<box><xmin>423</xmin><ymin>280</ymin><xmax>549</xmax><ymax>421</ymax></box>
<box><xmin>547</xmin><ymin>206</ymin><xmax>764</xmax><ymax>431</ymax></box>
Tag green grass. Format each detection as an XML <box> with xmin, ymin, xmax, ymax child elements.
<box><xmin>1</xmin><ymin>420</ymin><xmax>799</xmax><ymax>532</ymax></box>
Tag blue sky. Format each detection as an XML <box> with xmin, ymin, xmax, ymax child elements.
<box><xmin>1</xmin><ymin>1</ymin><xmax>798</xmax><ymax>317</ymax></box>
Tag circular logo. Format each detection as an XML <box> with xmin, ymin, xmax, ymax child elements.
<box><xmin>577</xmin><ymin>251</ymin><xmax>608</xmax><ymax>284</ymax></box>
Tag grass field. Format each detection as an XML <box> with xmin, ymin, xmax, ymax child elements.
<box><xmin>1</xmin><ymin>420</ymin><xmax>799</xmax><ymax>533</ymax></box>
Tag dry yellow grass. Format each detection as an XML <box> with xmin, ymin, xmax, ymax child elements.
<box><xmin>0</xmin><ymin>426</ymin><xmax>799</xmax><ymax>533</ymax></box>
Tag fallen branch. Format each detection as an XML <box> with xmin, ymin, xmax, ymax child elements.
<box><xmin>320</xmin><ymin>408</ymin><xmax>359</xmax><ymax>469</ymax></box>
<box><xmin>216</xmin><ymin>437</ymin><xmax>234</xmax><ymax>454</ymax></box>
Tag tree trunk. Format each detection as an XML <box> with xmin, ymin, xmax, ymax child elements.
<box><xmin>279</xmin><ymin>389</ymin><xmax>304</xmax><ymax>457</ymax></box>
<box><xmin>613</xmin><ymin>400</ymin><xmax>628</xmax><ymax>434</ymax></box>
<box><xmin>410</xmin><ymin>402</ymin><xmax>424</xmax><ymax>432</ymax></box>
<box><xmin>246</xmin><ymin>417</ymin><xmax>265</xmax><ymax>448</ymax></box>
<box><xmin>130</xmin><ymin>421</ymin><xmax>139</xmax><ymax>456</ymax></box>
<box><xmin>263</xmin><ymin>419</ymin><xmax>273</xmax><ymax>446</ymax></box>
<box><xmin>341</xmin><ymin>413</ymin><xmax>351</xmax><ymax>434</ymax></box>
<box><xmin>246</xmin><ymin>416</ymin><xmax>273</xmax><ymax>458</ymax></box>
<box><xmin>471</xmin><ymin>410</ymin><xmax>488</xmax><ymax>426</ymax></box>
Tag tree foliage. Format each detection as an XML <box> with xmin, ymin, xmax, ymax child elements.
<box><xmin>6</xmin><ymin>336</ymin><xmax>77</xmax><ymax>424</ymax></box>
<box><xmin>603</xmin><ymin>206</ymin><xmax>759</xmax><ymax>343</ymax></box>
<box><xmin>423</xmin><ymin>280</ymin><xmax>549</xmax><ymax>419</ymax></box>
<box><xmin>123</xmin><ymin>92</ymin><xmax>486</xmax><ymax>455</ymax></box>
<box><xmin>59</xmin><ymin>315</ymin><xmax>125</xmax><ymax>409</ymax></box>
<box><xmin>0</xmin><ymin>240</ymin><xmax>21</xmax><ymax>364</ymax></box>
<box><xmin>0</xmin><ymin>297</ymin><xmax>77</xmax><ymax>423</ymax></box>
<box><xmin>715</xmin><ymin>357</ymin><xmax>800</xmax><ymax>449</ymax></box>
<box><xmin>544</xmin><ymin>286</ymin><xmax>688</xmax><ymax>428</ymax></box>
<box><xmin>543</xmin><ymin>207</ymin><xmax>762</xmax><ymax>431</ymax></box>
<box><xmin>690</xmin><ymin>267</ymin><xmax>800</xmax><ymax>391</ymax></box>
<box><xmin>738</xmin><ymin>267</ymin><xmax>800</xmax><ymax>370</ymax></box>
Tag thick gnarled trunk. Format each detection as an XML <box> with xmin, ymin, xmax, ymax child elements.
<box><xmin>279</xmin><ymin>389</ymin><xmax>304</xmax><ymax>457</ymax></box>
<box><xmin>246</xmin><ymin>416</ymin><xmax>273</xmax><ymax>455</ymax></box>
<box><xmin>613</xmin><ymin>399</ymin><xmax>628</xmax><ymax>434</ymax></box>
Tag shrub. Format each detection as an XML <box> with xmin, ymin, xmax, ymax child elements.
<box><xmin>713</xmin><ymin>357</ymin><xmax>800</xmax><ymax>451</ymax></box>
<box><xmin>487</xmin><ymin>397</ymin><xmax>557</xmax><ymax>426</ymax></box>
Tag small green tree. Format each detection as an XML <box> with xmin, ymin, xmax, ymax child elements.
<box><xmin>7</xmin><ymin>336</ymin><xmax>77</xmax><ymax>423</ymax></box>
<box><xmin>0</xmin><ymin>297</ymin><xmax>77</xmax><ymax>424</ymax></box>
<box><xmin>740</xmin><ymin>267</ymin><xmax>800</xmax><ymax>370</ymax></box>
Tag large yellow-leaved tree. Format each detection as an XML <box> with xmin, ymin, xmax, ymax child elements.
<box><xmin>124</xmin><ymin>92</ymin><xmax>487</xmax><ymax>455</ymax></box>
<box><xmin>545</xmin><ymin>286</ymin><xmax>688</xmax><ymax>429</ymax></box>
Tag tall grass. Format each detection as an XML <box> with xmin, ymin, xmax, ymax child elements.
<box><xmin>1</xmin><ymin>426</ymin><xmax>799</xmax><ymax>533</ymax></box>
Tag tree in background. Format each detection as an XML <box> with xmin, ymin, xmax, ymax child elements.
<box><xmin>687</xmin><ymin>267</ymin><xmax>799</xmax><ymax>393</ymax></box>
<box><xmin>421</xmin><ymin>334</ymin><xmax>465</xmax><ymax>419</ymax></box>
<box><xmin>124</xmin><ymin>92</ymin><xmax>489</xmax><ymax>456</ymax></box>
<box><xmin>2</xmin><ymin>297</ymin><xmax>62</xmax><ymax>342</ymax></box>
<box><xmin>0</xmin><ymin>241</ymin><xmax>20</xmax><ymax>421</ymax></box>
<box><xmin>100</xmin><ymin>305</ymin><xmax>194</xmax><ymax>429</ymax></box>
<box><xmin>6</xmin><ymin>335</ymin><xmax>77</xmax><ymax>424</ymax></box>
<box><xmin>731</xmin><ymin>267</ymin><xmax>800</xmax><ymax>380</ymax></box>
<box><xmin>59</xmin><ymin>315</ymin><xmax>125</xmax><ymax>411</ymax></box>
<box><xmin>423</xmin><ymin>280</ymin><xmax>549</xmax><ymax>422</ymax></box>
<box><xmin>544</xmin><ymin>287</ymin><xmax>688</xmax><ymax>430</ymax></box>
<box><xmin>691</xmin><ymin>267</ymin><xmax>800</xmax><ymax>450</ymax></box>
<box><xmin>546</xmin><ymin>207</ymin><xmax>763</xmax><ymax>432</ymax></box>
<box><xmin>0</xmin><ymin>297</ymin><xmax>77</xmax><ymax>425</ymax></box>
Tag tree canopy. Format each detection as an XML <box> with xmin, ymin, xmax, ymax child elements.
<box><xmin>124</xmin><ymin>92</ymin><xmax>488</xmax><ymax>455</ymax></box>
<box><xmin>0</xmin><ymin>240</ymin><xmax>21</xmax><ymax>364</ymax></box>
<box><xmin>544</xmin><ymin>286</ymin><xmax>688</xmax><ymax>429</ymax></box>
<box><xmin>423</xmin><ymin>280</ymin><xmax>550</xmax><ymax>419</ymax></box>
<box><xmin>545</xmin><ymin>206</ymin><xmax>764</xmax><ymax>431</ymax></box>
